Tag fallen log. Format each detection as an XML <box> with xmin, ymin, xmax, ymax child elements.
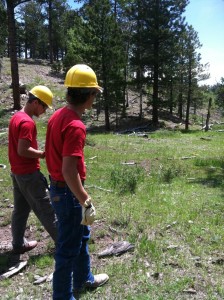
<box><xmin>98</xmin><ymin>241</ymin><xmax>135</xmax><ymax>258</ymax></box>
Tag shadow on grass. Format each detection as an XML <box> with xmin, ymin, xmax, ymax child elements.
<box><xmin>192</xmin><ymin>176</ymin><xmax>224</xmax><ymax>188</ymax></box>
<box><xmin>87</xmin><ymin>116</ymin><xmax>164</xmax><ymax>134</ymax></box>
<box><xmin>180</xmin><ymin>129</ymin><xmax>203</xmax><ymax>134</ymax></box>
<box><xmin>0</xmin><ymin>252</ymin><xmax>21</xmax><ymax>275</ymax></box>
<box><xmin>18</xmin><ymin>58</ymin><xmax>50</xmax><ymax>66</ymax></box>
<box><xmin>73</xmin><ymin>286</ymin><xmax>106</xmax><ymax>300</ymax></box>
<box><xmin>0</xmin><ymin>252</ymin><xmax>10</xmax><ymax>273</ymax></box>
<box><xmin>190</xmin><ymin>157</ymin><xmax>224</xmax><ymax>190</ymax></box>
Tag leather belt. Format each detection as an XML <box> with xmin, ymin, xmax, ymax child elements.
<box><xmin>51</xmin><ymin>180</ymin><xmax>67</xmax><ymax>188</ymax></box>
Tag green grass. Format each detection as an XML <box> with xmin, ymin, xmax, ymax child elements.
<box><xmin>29</xmin><ymin>254</ymin><xmax>54</xmax><ymax>269</ymax></box>
<box><xmin>1</xmin><ymin>110</ymin><xmax>224</xmax><ymax>298</ymax></box>
<box><xmin>77</xmin><ymin>129</ymin><xmax>224</xmax><ymax>299</ymax></box>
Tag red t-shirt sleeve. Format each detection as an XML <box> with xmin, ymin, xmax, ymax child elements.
<box><xmin>19</xmin><ymin>120</ymin><xmax>35</xmax><ymax>142</ymax></box>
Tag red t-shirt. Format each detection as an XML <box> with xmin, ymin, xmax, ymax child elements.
<box><xmin>45</xmin><ymin>107</ymin><xmax>86</xmax><ymax>182</ymax></box>
<box><xmin>8</xmin><ymin>111</ymin><xmax>40</xmax><ymax>174</ymax></box>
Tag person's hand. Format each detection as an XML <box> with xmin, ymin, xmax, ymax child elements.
<box><xmin>40</xmin><ymin>151</ymin><xmax>45</xmax><ymax>159</ymax></box>
<box><xmin>81</xmin><ymin>198</ymin><xmax>96</xmax><ymax>225</ymax></box>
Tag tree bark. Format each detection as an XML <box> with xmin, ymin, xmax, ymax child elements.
<box><xmin>104</xmin><ymin>86</ymin><xmax>110</xmax><ymax>131</ymax></box>
<box><xmin>6</xmin><ymin>0</ymin><xmax>21</xmax><ymax>110</ymax></box>
<box><xmin>152</xmin><ymin>0</ymin><xmax>159</xmax><ymax>126</ymax></box>
<box><xmin>185</xmin><ymin>58</ymin><xmax>192</xmax><ymax>131</ymax></box>
<box><xmin>169</xmin><ymin>77</ymin><xmax>173</xmax><ymax>115</ymax></box>
<box><xmin>178</xmin><ymin>73</ymin><xmax>183</xmax><ymax>119</ymax></box>
<box><xmin>48</xmin><ymin>0</ymin><xmax>53</xmax><ymax>64</ymax></box>
<box><xmin>205</xmin><ymin>97</ymin><xmax>212</xmax><ymax>132</ymax></box>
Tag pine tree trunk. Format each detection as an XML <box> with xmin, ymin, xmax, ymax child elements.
<box><xmin>104</xmin><ymin>88</ymin><xmax>110</xmax><ymax>131</ymax></box>
<box><xmin>139</xmin><ymin>90</ymin><xmax>143</xmax><ymax>120</ymax></box>
<box><xmin>6</xmin><ymin>0</ymin><xmax>21</xmax><ymax>110</ymax></box>
<box><xmin>205</xmin><ymin>97</ymin><xmax>212</xmax><ymax>132</ymax></box>
<box><xmin>169</xmin><ymin>77</ymin><xmax>173</xmax><ymax>115</ymax></box>
<box><xmin>48</xmin><ymin>0</ymin><xmax>53</xmax><ymax>64</ymax></box>
<box><xmin>152</xmin><ymin>67</ymin><xmax>159</xmax><ymax>126</ymax></box>
<box><xmin>178</xmin><ymin>74</ymin><xmax>183</xmax><ymax>119</ymax></box>
<box><xmin>185</xmin><ymin>60</ymin><xmax>192</xmax><ymax>131</ymax></box>
<box><xmin>178</xmin><ymin>92</ymin><xmax>183</xmax><ymax>119</ymax></box>
<box><xmin>152</xmin><ymin>0</ymin><xmax>159</xmax><ymax>126</ymax></box>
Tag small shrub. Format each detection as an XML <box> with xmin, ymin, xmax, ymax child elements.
<box><xmin>50</xmin><ymin>61</ymin><xmax>62</xmax><ymax>74</ymax></box>
<box><xmin>158</xmin><ymin>162</ymin><xmax>186</xmax><ymax>183</ymax></box>
<box><xmin>191</xmin><ymin>113</ymin><xmax>202</xmax><ymax>125</ymax></box>
<box><xmin>110</xmin><ymin>165</ymin><xmax>144</xmax><ymax>194</ymax></box>
<box><xmin>162</xmin><ymin>166</ymin><xmax>177</xmax><ymax>183</ymax></box>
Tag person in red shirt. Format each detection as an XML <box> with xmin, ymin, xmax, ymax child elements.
<box><xmin>8</xmin><ymin>85</ymin><xmax>57</xmax><ymax>254</ymax></box>
<box><xmin>45</xmin><ymin>65</ymin><xmax>109</xmax><ymax>300</ymax></box>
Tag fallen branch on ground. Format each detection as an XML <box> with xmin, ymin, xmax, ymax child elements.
<box><xmin>0</xmin><ymin>261</ymin><xmax>27</xmax><ymax>280</ymax></box>
<box><xmin>85</xmin><ymin>185</ymin><xmax>112</xmax><ymax>192</ymax></box>
<box><xmin>33</xmin><ymin>272</ymin><xmax>53</xmax><ymax>285</ymax></box>
<box><xmin>98</xmin><ymin>241</ymin><xmax>135</xmax><ymax>258</ymax></box>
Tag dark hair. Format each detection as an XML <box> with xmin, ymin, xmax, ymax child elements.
<box><xmin>27</xmin><ymin>92</ymin><xmax>38</xmax><ymax>103</ymax></box>
<box><xmin>27</xmin><ymin>93</ymin><xmax>47</xmax><ymax>108</ymax></box>
<box><xmin>66</xmin><ymin>88</ymin><xmax>98</xmax><ymax>105</ymax></box>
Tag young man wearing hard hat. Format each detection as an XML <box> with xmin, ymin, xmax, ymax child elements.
<box><xmin>8</xmin><ymin>85</ymin><xmax>57</xmax><ymax>254</ymax></box>
<box><xmin>45</xmin><ymin>65</ymin><xmax>109</xmax><ymax>300</ymax></box>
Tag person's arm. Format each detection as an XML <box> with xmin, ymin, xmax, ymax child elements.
<box><xmin>62</xmin><ymin>156</ymin><xmax>89</xmax><ymax>205</ymax></box>
<box><xmin>17</xmin><ymin>139</ymin><xmax>45</xmax><ymax>159</ymax></box>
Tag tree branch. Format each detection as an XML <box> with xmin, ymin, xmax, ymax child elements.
<box><xmin>14</xmin><ymin>0</ymin><xmax>31</xmax><ymax>9</ymax></box>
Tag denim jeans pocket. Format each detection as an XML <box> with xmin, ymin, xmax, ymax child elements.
<box><xmin>51</xmin><ymin>188</ymin><xmax>81</xmax><ymax>218</ymax></box>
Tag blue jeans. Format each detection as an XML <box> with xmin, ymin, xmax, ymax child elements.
<box><xmin>50</xmin><ymin>185</ymin><xmax>94</xmax><ymax>300</ymax></box>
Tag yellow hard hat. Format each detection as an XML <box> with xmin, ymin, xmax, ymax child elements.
<box><xmin>29</xmin><ymin>85</ymin><xmax>53</xmax><ymax>109</ymax></box>
<box><xmin>64</xmin><ymin>64</ymin><xmax>102</xmax><ymax>92</ymax></box>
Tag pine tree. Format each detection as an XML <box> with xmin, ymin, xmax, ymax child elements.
<box><xmin>183</xmin><ymin>25</ymin><xmax>202</xmax><ymax>130</ymax></box>
<box><xmin>71</xmin><ymin>0</ymin><xmax>127</xmax><ymax>130</ymax></box>
<box><xmin>130</xmin><ymin>0</ymin><xmax>189</xmax><ymax>125</ymax></box>
<box><xmin>18</xmin><ymin>1</ymin><xmax>45</xmax><ymax>59</ymax></box>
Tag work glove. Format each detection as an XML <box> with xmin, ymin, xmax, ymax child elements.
<box><xmin>81</xmin><ymin>198</ymin><xmax>96</xmax><ymax>226</ymax></box>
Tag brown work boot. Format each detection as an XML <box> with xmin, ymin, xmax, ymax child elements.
<box><xmin>85</xmin><ymin>274</ymin><xmax>109</xmax><ymax>288</ymax></box>
<box><xmin>12</xmin><ymin>240</ymin><xmax>38</xmax><ymax>254</ymax></box>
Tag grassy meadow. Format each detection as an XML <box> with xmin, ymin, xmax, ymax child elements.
<box><xmin>0</xmin><ymin>110</ymin><xmax>224</xmax><ymax>299</ymax></box>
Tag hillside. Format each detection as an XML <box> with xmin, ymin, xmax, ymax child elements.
<box><xmin>0</xmin><ymin>58</ymin><xmax>64</xmax><ymax>108</ymax></box>
<box><xmin>1</xmin><ymin>57</ymin><xmax>219</xmax><ymax>133</ymax></box>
